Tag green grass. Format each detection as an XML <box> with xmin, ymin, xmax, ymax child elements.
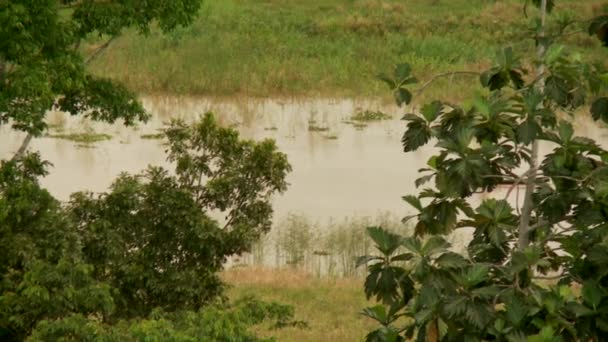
<box><xmin>223</xmin><ymin>267</ymin><xmax>375</xmax><ymax>341</ymax></box>
<box><xmin>47</xmin><ymin>132</ymin><xmax>112</xmax><ymax>144</ymax></box>
<box><xmin>87</xmin><ymin>0</ymin><xmax>606</xmax><ymax>101</ymax></box>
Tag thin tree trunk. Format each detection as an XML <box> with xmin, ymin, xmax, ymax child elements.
<box><xmin>11</xmin><ymin>133</ymin><xmax>33</xmax><ymax>162</ymax></box>
<box><xmin>427</xmin><ymin>318</ymin><xmax>439</xmax><ymax>342</ymax></box>
<box><xmin>518</xmin><ymin>0</ymin><xmax>547</xmax><ymax>250</ymax></box>
<box><xmin>0</xmin><ymin>56</ymin><xmax>5</xmax><ymax>82</ymax></box>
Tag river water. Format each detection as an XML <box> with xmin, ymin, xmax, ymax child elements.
<box><xmin>2</xmin><ymin>96</ymin><xmax>607</xmax><ymax>274</ymax></box>
<box><xmin>1</xmin><ymin>96</ymin><xmax>427</xmax><ymax>220</ymax></box>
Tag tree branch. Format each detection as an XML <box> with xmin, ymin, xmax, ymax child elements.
<box><xmin>415</xmin><ymin>71</ymin><xmax>480</xmax><ymax>96</ymax></box>
<box><xmin>85</xmin><ymin>36</ymin><xmax>116</xmax><ymax>65</ymax></box>
<box><xmin>8</xmin><ymin>34</ymin><xmax>117</xmax><ymax>160</ymax></box>
<box><xmin>10</xmin><ymin>133</ymin><xmax>33</xmax><ymax>162</ymax></box>
<box><xmin>518</xmin><ymin>0</ymin><xmax>547</xmax><ymax>250</ymax></box>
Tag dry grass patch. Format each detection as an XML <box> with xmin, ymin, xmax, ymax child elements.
<box><xmin>222</xmin><ymin>266</ymin><xmax>376</xmax><ymax>342</ymax></box>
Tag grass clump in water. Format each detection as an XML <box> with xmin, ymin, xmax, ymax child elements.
<box><xmin>140</xmin><ymin>132</ymin><xmax>165</xmax><ymax>139</ymax></box>
<box><xmin>308</xmin><ymin>125</ymin><xmax>330</xmax><ymax>132</ymax></box>
<box><xmin>351</xmin><ymin>109</ymin><xmax>392</xmax><ymax>121</ymax></box>
<box><xmin>47</xmin><ymin>132</ymin><xmax>112</xmax><ymax>144</ymax></box>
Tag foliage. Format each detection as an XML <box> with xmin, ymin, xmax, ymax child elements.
<box><xmin>0</xmin><ymin>154</ymin><xmax>114</xmax><ymax>341</ymax></box>
<box><xmin>27</xmin><ymin>296</ymin><xmax>299</xmax><ymax>342</ymax></box>
<box><xmin>360</xmin><ymin>2</ymin><xmax>608</xmax><ymax>341</ymax></box>
<box><xmin>68</xmin><ymin>113</ymin><xmax>290</xmax><ymax>319</ymax></box>
<box><xmin>0</xmin><ymin>0</ymin><xmax>203</xmax><ymax>136</ymax></box>
<box><xmin>1</xmin><ymin>114</ymin><xmax>292</xmax><ymax>340</ymax></box>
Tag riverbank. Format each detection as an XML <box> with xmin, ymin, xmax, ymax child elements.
<box><xmin>222</xmin><ymin>266</ymin><xmax>375</xmax><ymax>341</ymax></box>
<box><xmin>86</xmin><ymin>0</ymin><xmax>604</xmax><ymax>101</ymax></box>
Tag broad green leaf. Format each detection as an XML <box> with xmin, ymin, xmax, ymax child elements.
<box><xmin>582</xmin><ymin>280</ymin><xmax>605</xmax><ymax>309</ymax></box>
<box><xmin>588</xmin><ymin>15</ymin><xmax>608</xmax><ymax>47</ymax></box>
<box><xmin>557</xmin><ymin>120</ymin><xmax>573</xmax><ymax>142</ymax></box>
<box><xmin>403</xmin><ymin>195</ymin><xmax>422</xmax><ymax>211</ymax></box>
<box><xmin>435</xmin><ymin>252</ymin><xmax>468</xmax><ymax>269</ymax></box>
<box><xmin>517</xmin><ymin>117</ymin><xmax>540</xmax><ymax>145</ymax></box>
<box><xmin>401</xmin><ymin>237</ymin><xmax>422</xmax><ymax>254</ymax></box>
<box><xmin>378</xmin><ymin>73</ymin><xmax>396</xmax><ymax>89</ymax></box>
<box><xmin>421</xmin><ymin>101</ymin><xmax>442</xmax><ymax>122</ymax></box>
<box><xmin>367</xmin><ymin>226</ymin><xmax>403</xmax><ymax>256</ymax></box>
<box><xmin>356</xmin><ymin>255</ymin><xmax>384</xmax><ymax>268</ymax></box>
<box><xmin>362</xmin><ymin>305</ymin><xmax>389</xmax><ymax>324</ymax></box>
<box><xmin>395</xmin><ymin>88</ymin><xmax>413</xmax><ymax>107</ymax></box>
<box><xmin>402</xmin><ymin>118</ymin><xmax>430</xmax><ymax>152</ymax></box>
<box><xmin>391</xmin><ymin>253</ymin><xmax>414</xmax><ymax>263</ymax></box>
<box><xmin>395</xmin><ymin>63</ymin><xmax>413</xmax><ymax>81</ymax></box>
<box><xmin>591</xmin><ymin>97</ymin><xmax>608</xmax><ymax>123</ymax></box>
<box><xmin>421</xmin><ymin>236</ymin><xmax>450</xmax><ymax>256</ymax></box>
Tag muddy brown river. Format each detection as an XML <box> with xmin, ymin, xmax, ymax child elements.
<box><xmin>2</xmin><ymin>96</ymin><xmax>608</xmax><ymax>218</ymax></box>
<box><xmin>2</xmin><ymin>96</ymin><xmax>607</xmax><ymax>273</ymax></box>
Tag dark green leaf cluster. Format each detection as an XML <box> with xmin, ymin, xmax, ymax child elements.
<box><xmin>362</xmin><ymin>3</ymin><xmax>608</xmax><ymax>341</ymax></box>
<box><xmin>0</xmin><ymin>0</ymin><xmax>203</xmax><ymax>135</ymax></box>
<box><xmin>1</xmin><ymin>114</ymin><xmax>292</xmax><ymax>340</ymax></box>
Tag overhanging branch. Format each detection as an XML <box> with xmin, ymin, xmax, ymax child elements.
<box><xmin>85</xmin><ymin>36</ymin><xmax>117</xmax><ymax>65</ymax></box>
<box><xmin>415</xmin><ymin>71</ymin><xmax>480</xmax><ymax>96</ymax></box>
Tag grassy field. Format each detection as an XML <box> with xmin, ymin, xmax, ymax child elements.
<box><xmin>87</xmin><ymin>0</ymin><xmax>605</xmax><ymax>100</ymax></box>
<box><xmin>222</xmin><ymin>267</ymin><xmax>376</xmax><ymax>341</ymax></box>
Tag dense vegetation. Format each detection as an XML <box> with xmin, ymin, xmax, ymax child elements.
<box><xmin>359</xmin><ymin>0</ymin><xmax>608</xmax><ymax>341</ymax></box>
<box><xmin>1</xmin><ymin>1</ymin><xmax>295</xmax><ymax>340</ymax></box>
<box><xmin>87</xmin><ymin>0</ymin><xmax>606</xmax><ymax>99</ymax></box>
<box><xmin>3</xmin><ymin>0</ymin><xmax>608</xmax><ymax>341</ymax></box>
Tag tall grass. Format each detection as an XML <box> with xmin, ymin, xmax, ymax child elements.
<box><xmin>222</xmin><ymin>266</ymin><xmax>374</xmax><ymax>342</ymax></box>
<box><xmin>87</xmin><ymin>0</ymin><xmax>605</xmax><ymax>100</ymax></box>
<box><xmin>234</xmin><ymin>212</ymin><xmax>412</xmax><ymax>277</ymax></box>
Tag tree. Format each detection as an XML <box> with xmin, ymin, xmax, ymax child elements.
<box><xmin>0</xmin><ymin>113</ymin><xmax>292</xmax><ymax>340</ymax></box>
<box><xmin>0</xmin><ymin>0</ymin><xmax>204</xmax><ymax>159</ymax></box>
<box><xmin>1</xmin><ymin>2</ymin><xmax>296</xmax><ymax>339</ymax></box>
<box><xmin>70</xmin><ymin>113</ymin><xmax>291</xmax><ymax>320</ymax></box>
<box><xmin>360</xmin><ymin>1</ymin><xmax>608</xmax><ymax>340</ymax></box>
<box><xmin>0</xmin><ymin>154</ymin><xmax>115</xmax><ymax>341</ymax></box>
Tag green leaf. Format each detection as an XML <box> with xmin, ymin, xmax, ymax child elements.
<box><xmin>403</xmin><ymin>195</ymin><xmax>422</xmax><ymax>211</ymax></box>
<box><xmin>362</xmin><ymin>305</ymin><xmax>389</xmax><ymax>325</ymax></box>
<box><xmin>356</xmin><ymin>255</ymin><xmax>384</xmax><ymax>268</ymax></box>
<box><xmin>591</xmin><ymin>97</ymin><xmax>608</xmax><ymax>123</ymax></box>
<box><xmin>395</xmin><ymin>63</ymin><xmax>413</xmax><ymax>82</ymax></box>
<box><xmin>421</xmin><ymin>101</ymin><xmax>442</xmax><ymax>122</ymax></box>
<box><xmin>391</xmin><ymin>253</ymin><xmax>414</xmax><ymax>263</ymax></box>
<box><xmin>421</xmin><ymin>236</ymin><xmax>450</xmax><ymax>256</ymax></box>
<box><xmin>377</xmin><ymin>73</ymin><xmax>396</xmax><ymax>89</ymax></box>
<box><xmin>516</xmin><ymin>117</ymin><xmax>540</xmax><ymax>145</ymax></box>
<box><xmin>532</xmin><ymin>0</ymin><xmax>555</xmax><ymax>13</ymax></box>
<box><xmin>582</xmin><ymin>280</ymin><xmax>605</xmax><ymax>309</ymax></box>
<box><xmin>435</xmin><ymin>252</ymin><xmax>468</xmax><ymax>269</ymax></box>
<box><xmin>367</xmin><ymin>226</ymin><xmax>403</xmax><ymax>256</ymax></box>
<box><xmin>557</xmin><ymin>120</ymin><xmax>573</xmax><ymax>142</ymax></box>
<box><xmin>395</xmin><ymin>88</ymin><xmax>413</xmax><ymax>107</ymax></box>
<box><xmin>415</xmin><ymin>174</ymin><xmax>434</xmax><ymax>188</ymax></box>
<box><xmin>401</xmin><ymin>237</ymin><xmax>422</xmax><ymax>254</ymax></box>
<box><xmin>588</xmin><ymin>15</ymin><xmax>608</xmax><ymax>47</ymax></box>
<box><xmin>402</xmin><ymin>118</ymin><xmax>431</xmax><ymax>152</ymax></box>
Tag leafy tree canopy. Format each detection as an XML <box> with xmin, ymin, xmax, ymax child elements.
<box><xmin>0</xmin><ymin>114</ymin><xmax>291</xmax><ymax>340</ymax></box>
<box><xmin>361</xmin><ymin>1</ymin><xmax>608</xmax><ymax>341</ymax></box>
<box><xmin>0</xmin><ymin>0</ymin><xmax>203</xmax><ymax>136</ymax></box>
